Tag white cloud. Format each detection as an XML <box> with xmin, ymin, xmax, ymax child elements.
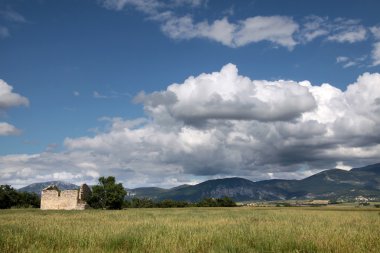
<box><xmin>298</xmin><ymin>16</ymin><xmax>329</xmax><ymax>43</ymax></box>
<box><xmin>171</xmin><ymin>0</ymin><xmax>204</xmax><ymax>7</ymax></box>
<box><xmin>372</xmin><ymin>42</ymin><xmax>380</xmax><ymax>66</ymax></box>
<box><xmin>77</xmin><ymin>162</ymin><xmax>98</xmax><ymax>170</ymax></box>
<box><xmin>0</xmin><ymin>122</ymin><xmax>21</xmax><ymax>136</ymax></box>
<box><xmin>0</xmin><ymin>79</ymin><xmax>29</xmax><ymax>136</ymax></box>
<box><xmin>109</xmin><ymin>0</ymin><xmax>163</xmax><ymax>14</ymax></box>
<box><xmin>85</xmin><ymin>170</ymin><xmax>100</xmax><ymax>179</ymax></box>
<box><xmin>336</xmin><ymin>56</ymin><xmax>349</xmax><ymax>63</ymax></box>
<box><xmin>2</xmin><ymin>64</ymin><xmax>380</xmax><ymax>188</ymax></box>
<box><xmin>342</xmin><ymin>61</ymin><xmax>357</xmax><ymax>68</ymax></box>
<box><xmin>136</xmin><ymin>63</ymin><xmax>315</xmax><ymax>122</ymax></box>
<box><xmin>100</xmin><ymin>0</ymin><xmax>129</xmax><ymax>11</ymax></box>
<box><xmin>335</xmin><ymin>161</ymin><xmax>352</xmax><ymax>171</ymax></box>
<box><xmin>234</xmin><ymin>16</ymin><xmax>298</xmax><ymax>48</ymax></box>
<box><xmin>99</xmin><ymin>1</ymin><xmax>298</xmax><ymax>49</ymax></box>
<box><xmin>299</xmin><ymin>16</ymin><xmax>368</xmax><ymax>44</ymax></box>
<box><xmin>0</xmin><ymin>79</ymin><xmax>29</xmax><ymax>110</ymax></box>
<box><xmin>327</xmin><ymin>18</ymin><xmax>367</xmax><ymax>43</ymax></box>
<box><xmin>93</xmin><ymin>90</ymin><xmax>130</xmax><ymax>99</ymax></box>
<box><xmin>100</xmin><ymin>0</ymin><xmax>205</xmax><ymax>13</ymax></box>
<box><xmin>99</xmin><ymin>0</ymin><xmax>207</xmax><ymax>11</ymax></box>
<box><xmin>65</xmin><ymin>66</ymin><xmax>380</xmax><ymax>180</ymax></box>
<box><xmin>162</xmin><ymin>15</ymin><xmax>299</xmax><ymax>49</ymax></box>
<box><xmin>327</xmin><ymin>26</ymin><xmax>367</xmax><ymax>43</ymax></box>
<box><xmin>370</xmin><ymin>26</ymin><xmax>380</xmax><ymax>40</ymax></box>
<box><xmin>369</xmin><ymin>26</ymin><xmax>380</xmax><ymax>66</ymax></box>
<box><xmin>99</xmin><ymin>1</ymin><xmax>380</xmax><ymax>53</ymax></box>
<box><xmin>336</xmin><ymin>55</ymin><xmax>367</xmax><ymax>69</ymax></box>
<box><xmin>93</xmin><ymin>91</ymin><xmax>108</xmax><ymax>99</ymax></box>
<box><xmin>50</xmin><ymin>172</ymin><xmax>82</xmax><ymax>181</ymax></box>
<box><xmin>161</xmin><ymin>16</ymin><xmax>236</xmax><ymax>47</ymax></box>
<box><xmin>73</xmin><ymin>91</ymin><xmax>80</xmax><ymax>96</ymax></box>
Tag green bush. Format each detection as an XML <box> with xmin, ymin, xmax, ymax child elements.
<box><xmin>0</xmin><ymin>185</ymin><xmax>40</xmax><ymax>209</ymax></box>
<box><xmin>197</xmin><ymin>197</ymin><xmax>237</xmax><ymax>207</ymax></box>
<box><xmin>89</xmin><ymin>176</ymin><xmax>126</xmax><ymax>209</ymax></box>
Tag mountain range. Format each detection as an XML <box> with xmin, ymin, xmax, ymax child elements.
<box><xmin>18</xmin><ymin>181</ymin><xmax>79</xmax><ymax>194</ymax></box>
<box><xmin>18</xmin><ymin>163</ymin><xmax>380</xmax><ymax>202</ymax></box>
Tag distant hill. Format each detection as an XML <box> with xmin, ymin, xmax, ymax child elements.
<box><xmin>19</xmin><ymin>163</ymin><xmax>380</xmax><ymax>201</ymax></box>
<box><xmin>18</xmin><ymin>181</ymin><xmax>79</xmax><ymax>195</ymax></box>
<box><xmin>156</xmin><ymin>177</ymin><xmax>290</xmax><ymax>202</ymax></box>
<box><xmin>125</xmin><ymin>187</ymin><xmax>169</xmax><ymax>198</ymax></box>
<box><xmin>127</xmin><ymin>163</ymin><xmax>380</xmax><ymax>202</ymax></box>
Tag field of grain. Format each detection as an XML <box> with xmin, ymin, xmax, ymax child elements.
<box><xmin>1</xmin><ymin>207</ymin><xmax>380</xmax><ymax>252</ymax></box>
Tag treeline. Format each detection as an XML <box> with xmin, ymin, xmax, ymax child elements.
<box><xmin>0</xmin><ymin>177</ymin><xmax>237</xmax><ymax>210</ymax></box>
<box><xmin>0</xmin><ymin>185</ymin><xmax>40</xmax><ymax>209</ymax></box>
<box><xmin>123</xmin><ymin>197</ymin><xmax>237</xmax><ymax>208</ymax></box>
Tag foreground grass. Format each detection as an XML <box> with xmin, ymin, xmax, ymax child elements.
<box><xmin>1</xmin><ymin>207</ymin><xmax>380</xmax><ymax>252</ymax></box>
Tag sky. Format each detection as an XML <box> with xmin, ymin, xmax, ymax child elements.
<box><xmin>1</xmin><ymin>0</ymin><xmax>380</xmax><ymax>188</ymax></box>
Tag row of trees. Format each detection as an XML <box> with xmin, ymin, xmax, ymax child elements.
<box><xmin>123</xmin><ymin>196</ymin><xmax>236</xmax><ymax>208</ymax></box>
<box><xmin>0</xmin><ymin>185</ymin><xmax>40</xmax><ymax>209</ymax></box>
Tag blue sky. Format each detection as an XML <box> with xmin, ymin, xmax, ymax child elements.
<box><xmin>1</xmin><ymin>0</ymin><xmax>380</xmax><ymax>188</ymax></box>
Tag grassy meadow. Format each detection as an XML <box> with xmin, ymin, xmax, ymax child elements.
<box><xmin>1</xmin><ymin>207</ymin><xmax>380</xmax><ymax>253</ymax></box>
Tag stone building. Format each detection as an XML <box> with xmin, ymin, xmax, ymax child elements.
<box><xmin>40</xmin><ymin>184</ymin><xmax>92</xmax><ymax>210</ymax></box>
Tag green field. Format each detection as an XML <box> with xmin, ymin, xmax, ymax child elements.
<box><xmin>1</xmin><ymin>207</ymin><xmax>380</xmax><ymax>253</ymax></box>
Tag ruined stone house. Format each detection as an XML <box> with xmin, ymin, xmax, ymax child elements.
<box><xmin>40</xmin><ymin>184</ymin><xmax>92</xmax><ymax>210</ymax></box>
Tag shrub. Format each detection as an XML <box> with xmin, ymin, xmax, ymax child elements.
<box><xmin>0</xmin><ymin>185</ymin><xmax>40</xmax><ymax>209</ymax></box>
<box><xmin>89</xmin><ymin>176</ymin><xmax>126</xmax><ymax>209</ymax></box>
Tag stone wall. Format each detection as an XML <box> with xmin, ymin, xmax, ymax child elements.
<box><xmin>40</xmin><ymin>188</ymin><xmax>60</xmax><ymax>210</ymax></box>
<box><xmin>79</xmin><ymin>184</ymin><xmax>92</xmax><ymax>202</ymax></box>
<box><xmin>41</xmin><ymin>184</ymin><xmax>92</xmax><ymax>210</ymax></box>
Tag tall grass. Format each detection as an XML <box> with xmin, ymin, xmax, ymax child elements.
<box><xmin>1</xmin><ymin>207</ymin><xmax>379</xmax><ymax>252</ymax></box>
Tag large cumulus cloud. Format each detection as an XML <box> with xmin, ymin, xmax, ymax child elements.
<box><xmin>135</xmin><ymin>64</ymin><xmax>316</xmax><ymax>124</ymax></box>
<box><xmin>2</xmin><ymin>64</ymin><xmax>380</xmax><ymax>188</ymax></box>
